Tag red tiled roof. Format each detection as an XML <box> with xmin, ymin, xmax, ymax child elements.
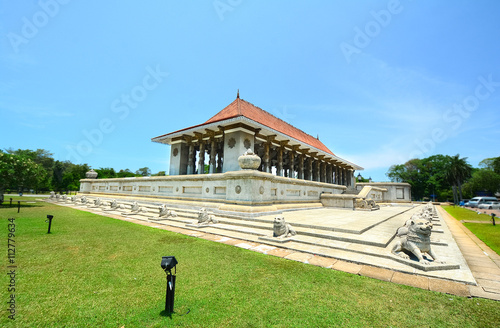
<box><xmin>205</xmin><ymin>97</ymin><xmax>335</xmax><ymax>155</ymax></box>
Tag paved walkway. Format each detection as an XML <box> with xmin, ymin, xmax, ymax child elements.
<box><xmin>53</xmin><ymin>200</ymin><xmax>500</xmax><ymax>300</ymax></box>
<box><xmin>437</xmin><ymin>206</ymin><xmax>500</xmax><ymax>300</ymax></box>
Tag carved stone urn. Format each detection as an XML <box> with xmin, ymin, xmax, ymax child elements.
<box><xmin>238</xmin><ymin>149</ymin><xmax>261</xmax><ymax>170</ymax></box>
<box><xmin>86</xmin><ymin>169</ymin><xmax>98</xmax><ymax>179</ymax></box>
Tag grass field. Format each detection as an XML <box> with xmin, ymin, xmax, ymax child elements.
<box><xmin>442</xmin><ymin>205</ymin><xmax>500</xmax><ymax>255</ymax></box>
<box><xmin>1</xmin><ymin>198</ymin><xmax>500</xmax><ymax>327</ymax></box>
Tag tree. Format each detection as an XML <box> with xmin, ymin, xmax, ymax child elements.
<box><xmin>152</xmin><ymin>171</ymin><xmax>166</xmax><ymax>176</ymax></box>
<box><xmin>6</xmin><ymin>148</ymin><xmax>55</xmax><ymax>190</ymax></box>
<box><xmin>444</xmin><ymin>154</ymin><xmax>472</xmax><ymax>203</ymax></box>
<box><xmin>386</xmin><ymin>155</ymin><xmax>458</xmax><ymax>201</ymax></box>
<box><xmin>0</xmin><ymin>151</ymin><xmax>46</xmax><ymax>193</ymax></box>
<box><xmin>95</xmin><ymin>167</ymin><xmax>116</xmax><ymax>179</ymax></box>
<box><xmin>117</xmin><ymin>169</ymin><xmax>138</xmax><ymax>178</ymax></box>
<box><xmin>479</xmin><ymin>156</ymin><xmax>500</xmax><ymax>174</ymax></box>
<box><xmin>135</xmin><ymin>167</ymin><xmax>151</xmax><ymax>176</ymax></box>
<box><xmin>462</xmin><ymin>169</ymin><xmax>500</xmax><ymax>196</ymax></box>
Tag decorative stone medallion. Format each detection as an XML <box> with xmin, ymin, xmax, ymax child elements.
<box><xmin>176</xmin><ymin>187</ymin><xmax>179</xmax><ymax>192</ymax></box>
<box><xmin>281</xmin><ymin>190</ymin><xmax>284</xmax><ymax>195</ymax></box>
<box><xmin>259</xmin><ymin>186</ymin><xmax>265</xmax><ymax>194</ymax></box>
<box><xmin>235</xmin><ymin>185</ymin><xmax>242</xmax><ymax>194</ymax></box>
<box><xmin>228</xmin><ymin>137</ymin><xmax>236</xmax><ymax>149</ymax></box>
<box><xmin>244</xmin><ymin>138</ymin><xmax>251</xmax><ymax>149</ymax></box>
<box><xmin>173</xmin><ymin>148</ymin><xmax>179</xmax><ymax>157</ymax></box>
<box><xmin>206</xmin><ymin>187</ymin><xmax>209</xmax><ymax>193</ymax></box>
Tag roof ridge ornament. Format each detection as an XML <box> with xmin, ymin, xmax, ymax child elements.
<box><xmin>237</xmin><ymin>89</ymin><xmax>240</xmax><ymax>98</ymax></box>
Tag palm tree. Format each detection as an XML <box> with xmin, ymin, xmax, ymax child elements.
<box><xmin>445</xmin><ymin>154</ymin><xmax>472</xmax><ymax>204</ymax></box>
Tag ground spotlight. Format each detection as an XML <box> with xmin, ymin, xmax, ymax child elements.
<box><xmin>46</xmin><ymin>215</ymin><xmax>54</xmax><ymax>233</ymax></box>
<box><xmin>161</xmin><ymin>256</ymin><xmax>177</xmax><ymax>313</ymax></box>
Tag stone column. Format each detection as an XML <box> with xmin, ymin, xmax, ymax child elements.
<box><xmin>320</xmin><ymin>162</ymin><xmax>326</xmax><ymax>182</ymax></box>
<box><xmin>342</xmin><ymin>168</ymin><xmax>347</xmax><ymax>186</ymax></box>
<box><xmin>187</xmin><ymin>143</ymin><xmax>195</xmax><ymax>174</ymax></box>
<box><xmin>305</xmin><ymin>157</ymin><xmax>311</xmax><ymax>180</ymax></box>
<box><xmin>209</xmin><ymin>139</ymin><xmax>216</xmax><ymax>173</ymax></box>
<box><xmin>289</xmin><ymin>150</ymin><xmax>295</xmax><ymax>178</ymax></box>
<box><xmin>198</xmin><ymin>141</ymin><xmax>205</xmax><ymax>174</ymax></box>
<box><xmin>315</xmin><ymin>160</ymin><xmax>321</xmax><ymax>182</ymax></box>
<box><xmin>217</xmin><ymin>141</ymin><xmax>223</xmax><ymax>173</ymax></box>
<box><xmin>298</xmin><ymin>154</ymin><xmax>304</xmax><ymax>180</ymax></box>
<box><xmin>326</xmin><ymin>164</ymin><xmax>332</xmax><ymax>184</ymax></box>
<box><xmin>263</xmin><ymin>143</ymin><xmax>270</xmax><ymax>173</ymax></box>
<box><xmin>277</xmin><ymin>147</ymin><xmax>283</xmax><ymax>177</ymax></box>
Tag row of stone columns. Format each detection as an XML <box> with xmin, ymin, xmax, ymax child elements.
<box><xmin>186</xmin><ymin>139</ymin><xmax>223</xmax><ymax>175</ymax></box>
<box><xmin>255</xmin><ymin>142</ymin><xmax>354</xmax><ymax>187</ymax></box>
<box><xmin>178</xmin><ymin>137</ymin><xmax>354</xmax><ymax>187</ymax></box>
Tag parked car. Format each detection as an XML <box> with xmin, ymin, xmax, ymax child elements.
<box><xmin>469</xmin><ymin>197</ymin><xmax>499</xmax><ymax>208</ymax></box>
<box><xmin>478</xmin><ymin>201</ymin><xmax>500</xmax><ymax>210</ymax></box>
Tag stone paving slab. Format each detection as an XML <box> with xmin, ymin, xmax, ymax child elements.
<box><xmin>359</xmin><ymin>266</ymin><xmax>394</xmax><ymax>282</ymax></box>
<box><xmin>308</xmin><ymin>255</ymin><xmax>338</xmax><ymax>268</ymax></box>
<box><xmin>284</xmin><ymin>252</ymin><xmax>314</xmax><ymax>263</ymax></box>
<box><xmin>331</xmin><ymin>260</ymin><xmax>362</xmax><ymax>275</ymax></box>
<box><xmin>428</xmin><ymin>278</ymin><xmax>471</xmax><ymax>297</ymax></box>
<box><xmin>391</xmin><ymin>272</ymin><xmax>429</xmax><ymax>290</ymax></box>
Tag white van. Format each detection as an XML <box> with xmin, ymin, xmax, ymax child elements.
<box><xmin>468</xmin><ymin>197</ymin><xmax>499</xmax><ymax>208</ymax></box>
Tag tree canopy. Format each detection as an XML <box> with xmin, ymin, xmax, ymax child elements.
<box><xmin>387</xmin><ymin>154</ymin><xmax>499</xmax><ymax>202</ymax></box>
<box><xmin>0</xmin><ymin>148</ymin><xmax>165</xmax><ymax>193</ymax></box>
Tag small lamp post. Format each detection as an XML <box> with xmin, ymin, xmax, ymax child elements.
<box><xmin>161</xmin><ymin>256</ymin><xmax>178</xmax><ymax>313</ymax></box>
<box><xmin>357</xmin><ymin>173</ymin><xmax>362</xmax><ymax>182</ymax></box>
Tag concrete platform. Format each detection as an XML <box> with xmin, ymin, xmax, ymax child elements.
<box><xmin>49</xmin><ymin>196</ymin><xmax>500</xmax><ymax>300</ymax></box>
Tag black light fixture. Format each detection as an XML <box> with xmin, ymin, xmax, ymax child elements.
<box><xmin>161</xmin><ymin>256</ymin><xmax>177</xmax><ymax>313</ymax></box>
<box><xmin>357</xmin><ymin>173</ymin><xmax>362</xmax><ymax>182</ymax></box>
<box><xmin>46</xmin><ymin>215</ymin><xmax>54</xmax><ymax>234</ymax></box>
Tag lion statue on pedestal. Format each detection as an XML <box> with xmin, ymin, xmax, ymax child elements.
<box><xmin>273</xmin><ymin>216</ymin><xmax>296</xmax><ymax>238</ymax></box>
<box><xmin>392</xmin><ymin>217</ymin><xmax>443</xmax><ymax>265</ymax></box>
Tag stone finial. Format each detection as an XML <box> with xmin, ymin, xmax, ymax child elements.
<box><xmin>238</xmin><ymin>148</ymin><xmax>261</xmax><ymax>170</ymax></box>
<box><xmin>86</xmin><ymin>169</ymin><xmax>98</xmax><ymax>179</ymax></box>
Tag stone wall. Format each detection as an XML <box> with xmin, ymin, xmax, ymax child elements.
<box><xmin>80</xmin><ymin>170</ymin><xmax>347</xmax><ymax>206</ymax></box>
<box><xmin>355</xmin><ymin>182</ymin><xmax>411</xmax><ymax>202</ymax></box>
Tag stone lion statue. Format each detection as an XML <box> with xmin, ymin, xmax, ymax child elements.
<box><xmin>355</xmin><ymin>198</ymin><xmax>380</xmax><ymax>210</ymax></box>
<box><xmin>273</xmin><ymin>216</ymin><xmax>296</xmax><ymax>238</ymax></box>
<box><xmin>109</xmin><ymin>199</ymin><xmax>118</xmax><ymax>209</ymax></box>
<box><xmin>80</xmin><ymin>196</ymin><xmax>87</xmax><ymax>204</ymax></box>
<box><xmin>93</xmin><ymin>198</ymin><xmax>102</xmax><ymax>206</ymax></box>
<box><xmin>159</xmin><ymin>204</ymin><xmax>177</xmax><ymax>218</ymax></box>
<box><xmin>197</xmin><ymin>208</ymin><xmax>218</xmax><ymax>224</ymax></box>
<box><xmin>392</xmin><ymin>217</ymin><xmax>443</xmax><ymax>265</ymax></box>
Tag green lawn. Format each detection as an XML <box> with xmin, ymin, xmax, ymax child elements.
<box><xmin>442</xmin><ymin>205</ymin><xmax>495</xmax><ymax>222</ymax></box>
<box><xmin>442</xmin><ymin>205</ymin><xmax>500</xmax><ymax>255</ymax></box>
<box><xmin>1</xmin><ymin>199</ymin><xmax>500</xmax><ymax>327</ymax></box>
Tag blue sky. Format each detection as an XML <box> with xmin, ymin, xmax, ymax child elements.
<box><xmin>1</xmin><ymin>1</ymin><xmax>499</xmax><ymax>181</ymax></box>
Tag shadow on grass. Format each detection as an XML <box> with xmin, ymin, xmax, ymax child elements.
<box><xmin>159</xmin><ymin>310</ymin><xmax>173</xmax><ymax>319</ymax></box>
<box><xmin>0</xmin><ymin>202</ymin><xmax>44</xmax><ymax>209</ymax></box>
<box><xmin>159</xmin><ymin>308</ymin><xmax>190</xmax><ymax>319</ymax></box>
